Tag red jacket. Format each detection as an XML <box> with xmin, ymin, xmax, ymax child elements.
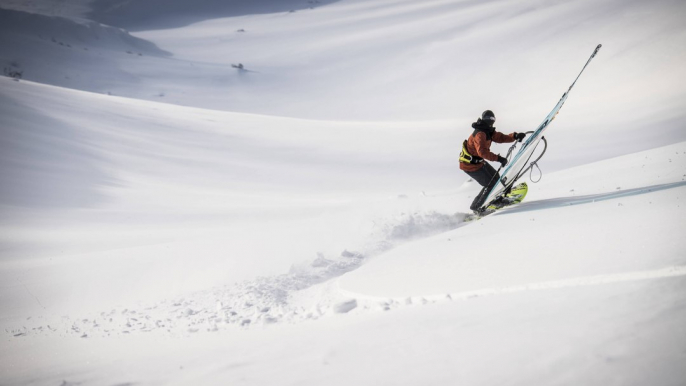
<box><xmin>460</xmin><ymin>130</ymin><xmax>516</xmax><ymax>172</ymax></box>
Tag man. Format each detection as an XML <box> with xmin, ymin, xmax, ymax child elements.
<box><xmin>459</xmin><ymin>110</ymin><xmax>525</xmax><ymax>213</ymax></box>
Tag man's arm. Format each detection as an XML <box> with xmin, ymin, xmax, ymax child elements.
<box><xmin>492</xmin><ymin>131</ymin><xmax>516</xmax><ymax>144</ymax></box>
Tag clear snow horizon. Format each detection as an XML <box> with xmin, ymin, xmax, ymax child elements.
<box><xmin>1</xmin><ymin>0</ymin><xmax>685</xmax><ymax>385</ymax></box>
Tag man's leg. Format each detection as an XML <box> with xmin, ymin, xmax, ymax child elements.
<box><xmin>466</xmin><ymin>163</ymin><xmax>500</xmax><ymax>211</ymax></box>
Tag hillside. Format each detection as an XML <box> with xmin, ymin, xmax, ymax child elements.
<box><xmin>1</xmin><ymin>74</ymin><xmax>685</xmax><ymax>385</ymax></box>
<box><xmin>1</xmin><ymin>0</ymin><xmax>685</xmax><ymax>384</ymax></box>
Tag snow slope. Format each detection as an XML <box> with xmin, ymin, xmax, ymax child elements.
<box><xmin>340</xmin><ymin>143</ymin><xmax>686</xmax><ymax>299</ymax></box>
<box><xmin>1</xmin><ymin>0</ymin><xmax>686</xmax><ymax>384</ymax></box>
<box><xmin>0</xmin><ymin>75</ymin><xmax>460</xmax><ymax>318</ymax></box>
<box><xmin>0</xmin><ymin>0</ymin><xmax>92</xmax><ymax>20</ymax></box>
<box><xmin>88</xmin><ymin>0</ymin><xmax>341</xmax><ymax>30</ymax></box>
<box><xmin>2</xmin><ymin>137</ymin><xmax>685</xmax><ymax>384</ymax></box>
<box><xmin>2</xmin><ymin>0</ymin><xmax>686</xmax><ymax>162</ymax></box>
<box><xmin>5</xmin><ymin>277</ymin><xmax>686</xmax><ymax>386</ymax></box>
<box><xmin>1</xmin><ymin>73</ymin><xmax>685</xmax><ymax>383</ymax></box>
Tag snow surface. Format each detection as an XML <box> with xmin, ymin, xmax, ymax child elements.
<box><xmin>1</xmin><ymin>0</ymin><xmax>686</xmax><ymax>384</ymax></box>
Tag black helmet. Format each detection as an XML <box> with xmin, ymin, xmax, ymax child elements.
<box><xmin>481</xmin><ymin>110</ymin><xmax>495</xmax><ymax>123</ymax></box>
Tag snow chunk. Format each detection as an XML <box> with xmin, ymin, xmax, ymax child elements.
<box><xmin>334</xmin><ymin>299</ymin><xmax>357</xmax><ymax>314</ymax></box>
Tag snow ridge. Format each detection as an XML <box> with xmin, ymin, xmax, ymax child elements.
<box><xmin>341</xmin><ymin>266</ymin><xmax>686</xmax><ymax>305</ymax></box>
<box><xmin>0</xmin><ymin>8</ymin><xmax>170</xmax><ymax>56</ymax></box>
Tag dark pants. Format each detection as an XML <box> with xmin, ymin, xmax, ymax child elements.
<box><xmin>465</xmin><ymin>163</ymin><xmax>500</xmax><ymax>211</ymax></box>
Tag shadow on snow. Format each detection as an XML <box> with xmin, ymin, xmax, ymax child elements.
<box><xmin>494</xmin><ymin>181</ymin><xmax>686</xmax><ymax>216</ymax></box>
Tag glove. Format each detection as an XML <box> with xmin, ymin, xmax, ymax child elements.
<box><xmin>514</xmin><ymin>132</ymin><xmax>526</xmax><ymax>142</ymax></box>
<box><xmin>497</xmin><ymin>155</ymin><xmax>508</xmax><ymax>167</ymax></box>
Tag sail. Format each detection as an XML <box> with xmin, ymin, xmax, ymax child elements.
<box><xmin>480</xmin><ymin>44</ymin><xmax>602</xmax><ymax>207</ymax></box>
<box><xmin>483</xmin><ymin>93</ymin><xmax>567</xmax><ymax>203</ymax></box>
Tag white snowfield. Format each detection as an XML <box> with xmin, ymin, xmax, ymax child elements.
<box><xmin>1</xmin><ymin>0</ymin><xmax>686</xmax><ymax>385</ymax></box>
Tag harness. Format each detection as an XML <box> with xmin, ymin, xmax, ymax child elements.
<box><xmin>459</xmin><ymin>140</ymin><xmax>484</xmax><ymax>164</ymax></box>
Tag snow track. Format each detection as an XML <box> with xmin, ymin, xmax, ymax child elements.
<box><xmin>9</xmin><ymin>261</ymin><xmax>685</xmax><ymax>338</ymax></box>
<box><xmin>8</xmin><ymin>201</ymin><xmax>684</xmax><ymax>339</ymax></box>
<box><xmin>4</xmin><ymin>211</ymin><xmax>468</xmax><ymax>337</ymax></box>
<box><xmin>340</xmin><ymin>266</ymin><xmax>686</xmax><ymax>306</ymax></box>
